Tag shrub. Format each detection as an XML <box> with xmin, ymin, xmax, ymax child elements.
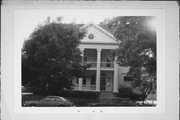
<box><xmin>58</xmin><ymin>90</ymin><xmax>100</xmax><ymax>99</ymax></box>
<box><xmin>115</xmin><ymin>85</ymin><xmax>143</xmax><ymax>101</ymax></box>
<box><xmin>21</xmin><ymin>86</ymin><xmax>26</xmax><ymax>93</ymax></box>
<box><xmin>118</xmin><ymin>85</ymin><xmax>133</xmax><ymax>94</ymax></box>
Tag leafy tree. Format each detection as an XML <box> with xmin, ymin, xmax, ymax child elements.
<box><xmin>100</xmin><ymin>16</ymin><xmax>156</xmax><ymax>100</ymax></box>
<box><xmin>22</xmin><ymin>21</ymin><xmax>86</xmax><ymax>95</ymax></box>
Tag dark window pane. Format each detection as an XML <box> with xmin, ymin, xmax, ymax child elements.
<box><xmin>106</xmin><ymin>57</ymin><xmax>111</xmax><ymax>67</ymax></box>
<box><xmin>124</xmin><ymin>76</ymin><xmax>133</xmax><ymax>81</ymax></box>
<box><xmin>83</xmin><ymin>78</ymin><xmax>86</xmax><ymax>85</ymax></box>
<box><xmin>91</xmin><ymin>75</ymin><xmax>96</xmax><ymax>85</ymax></box>
<box><xmin>84</xmin><ymin>56</ymin><xmax>87</xmax><ymax>62</ymax></box>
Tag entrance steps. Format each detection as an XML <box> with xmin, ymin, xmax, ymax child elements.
<box><xmin>99</xmin><ymin>91</ymin><xmax>114</xmax><ymax>102</ymax></box>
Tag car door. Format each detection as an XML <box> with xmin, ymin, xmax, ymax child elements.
<box><xmin>53</xmin><ymin>98</ymin><xmax>64</xmax><ymax>106</ymax></box>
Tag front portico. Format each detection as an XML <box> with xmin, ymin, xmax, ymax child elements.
<box><xmin>72</xmin><ymin>23</ymin><xmax>120</xmax><ymax>93</ymax></box>
<box><xmin>73</xmin><ymin>45</ymin><xmax>119</xmax><ymax>93</ymax></box>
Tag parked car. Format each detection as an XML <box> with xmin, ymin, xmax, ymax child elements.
<box><xmin>88</xmin><ymin>97</ymin><xmax>137</xmax><ymax>107</ymax></box>
<box><xmin>23</xmin><ymin>96</ymin><xmax>75</xmax><ymax>107</ymax></box>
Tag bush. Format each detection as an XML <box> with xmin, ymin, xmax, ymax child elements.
<box><xmin>115</xmin><ymin>85</ymin><xmax>143</xmax><ymax>101</ymax></box>
<box><xmin>58</xmin><ymin>90</ymin><xmax>100</xmax><ymax>99</ymax></box>
<box><xmin>118</xmin><ymin>85</ymin><xmax>132</xmax><ymax>94</ymax></box>
<box><xmin>21</xmin><ymin>86</ymin><xmax>26</xmax><ymax>93</ymax></box>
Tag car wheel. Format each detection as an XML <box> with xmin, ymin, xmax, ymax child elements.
<box><xmin>29</xmin><ymin>104</ymin><xmax>37</xmax><ymax>107</ymax></box>
<box><xmin>58</xmin><ymin>104</ymin><xmax>65</xmax><ymax>107</ymax></box>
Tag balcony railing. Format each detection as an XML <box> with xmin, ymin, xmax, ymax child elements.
<box><xmin>101</xmin><ymin>62</ymin><xmax>114</xmax><ymax>68</ymax></box>
<box><xmin>83</xmin><ymin>62</ymin><xmax>97</xmax><ymax>68</ymax></box>
<box><xmin>83</xmin><ymin>62</ymin><xmax>114</xmax><ymax>68</ymax></box>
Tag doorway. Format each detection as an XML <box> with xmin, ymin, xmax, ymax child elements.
<box><xmin>100</xmin><ymin>71</ymin><xmax>113</xmax><ymax>91</ymax></box>
<box><xmin>100</xmin><ymin>77</ymin><xmax>106</xmax><ymax>91</ymax></box>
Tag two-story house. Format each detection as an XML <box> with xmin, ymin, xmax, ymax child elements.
<box><xmin>72</xmin><ymin>23</ymin><xmax>131</xmax><ymax>93</ymax></box>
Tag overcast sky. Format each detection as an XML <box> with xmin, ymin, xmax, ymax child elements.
<box><xmin>15</xmin><ymin>9</ymin><xmax>124</xmax><ymax>43</ymax></box>
<box><xmin>14</xmin><ymin>9</ymin><xmax>158</xmax><ymax>48</ymax></box>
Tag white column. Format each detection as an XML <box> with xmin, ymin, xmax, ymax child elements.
<box><xmin>78</xmin><ymin>48</ymin><xmax>84</xmax><ymax>91</ymax></box>
<box><xmin>78</xmin><ymin>78</ymin><xmax>83</xmax><ymax>91</ymax></box>
<box><xmin>113</xmin><ymin>57</ymin><xmax>119</xmax><ymax>93</ymax></box>
<box><xmin>96</xmin><ymin>48</ymin><xmax>101</xmax><ymax>92</ymax></box>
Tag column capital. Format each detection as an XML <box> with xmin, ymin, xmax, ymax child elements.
<box><xmin>114</xmin><ymin>56</ymin><xmax>118</xmax><ymax>64</ymax></box>
<box><xmin>96</xmin><ymin>48</ymin><xmax>102</xmax><ymax>52</ymax></box>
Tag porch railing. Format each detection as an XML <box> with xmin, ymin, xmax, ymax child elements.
<box><xmin>82</xmin><ymin>85</ymin><xmax>96</xmax><ymax>90</ymax></box>
<box><xmin>74</xmin><ymin>84</ymin><xmax>96</xmax><ymax>91</ymax></box>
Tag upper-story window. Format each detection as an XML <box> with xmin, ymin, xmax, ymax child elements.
<box><xmin>106</xmin><ymin>57</ymin><xmax>111</xmax><ymax>67</ymax></box>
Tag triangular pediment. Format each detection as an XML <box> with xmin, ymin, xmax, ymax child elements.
<box><xmin>80</xmin><ymin>23</ymin><xmax>118</xmax><ymax>44</ymax></box>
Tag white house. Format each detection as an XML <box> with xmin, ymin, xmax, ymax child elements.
<box><xmin>72</xmin><ymin>23</ymin><xmax>132</xmax><ymax>93</ymax></box>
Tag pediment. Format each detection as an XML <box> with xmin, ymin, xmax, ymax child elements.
<box><xmin>80</xmin><ymin>23</ymin><xmax>118</xmax><ymax>44</ymax></box>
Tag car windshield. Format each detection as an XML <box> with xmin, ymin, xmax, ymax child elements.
<box><xmin>42</xmin><ymin>96</ymin><xmax>69</xmax><ymax>102</ymax></box>
<box><xmin>42</xmin><ymin>97</ymin><xmax>52</xmax><ymax>101</ymax></box>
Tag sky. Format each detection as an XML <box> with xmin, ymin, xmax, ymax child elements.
<box><xmin>14</xmin><ymin>9</ymin><xmax>158</xmax><ymax>48</ymax></box>
<box><xmin>15</xmin><ymin>9</ymin><xmax>122</xmax><ymax>42</ymax></box>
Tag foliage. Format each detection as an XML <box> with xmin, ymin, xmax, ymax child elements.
<box><xmin>100</xmin><ymin>16</ymin><xmax>156</xmax><ymax>41</ymax></box>
<box><xmin>115</xmin><ymin>85</ymin><xmax>142</xmax><ymax>101</ymax></box>
<box><xmin>100</xmin><ymin>16</ymin><xmax>156</xmax><ymax>100</ymax></box>
<box><xmin>22</xmin><ymin>21</ymin><xmax>86</xmax><ymax>95</ymax></box>
<box><xmin>58</xmin><ymin>90</ymin><xmax>100</xmax><ymax>99</ymax></box>
<box><xmin>117</xmin><ymin>85</ymin><xmax>132</xmax><ymax>94</ymax></box>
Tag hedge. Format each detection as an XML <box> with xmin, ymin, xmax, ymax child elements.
<box><xmin>114</xmin><ymin>86</ymin><xmax>143</xmax><ymax>101</ymax></box>
<box><xmin>58</xmin><ymin>90</ymin><xmax>100</xmax><ymax>99</ymax></box>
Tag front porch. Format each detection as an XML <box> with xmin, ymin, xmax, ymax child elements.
<box><xmin>72</xmin><ymin>70</ymin><xmax>118</xmax><ymax>93</ymax></box>
<box><xmin>72</xmin><ymin>47</ymin><xmax>119</xmax><ymax>93</ymax></box>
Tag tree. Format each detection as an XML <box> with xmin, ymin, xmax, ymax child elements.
<box><xmin>100</xmin><ymin>16</ymin><xmax>156</xmax><ymax>100</ymax></box>
<box><xmin>22</xmin><ymin>21</ymin><xmax>86</xmax><ymax>95</ymax></box>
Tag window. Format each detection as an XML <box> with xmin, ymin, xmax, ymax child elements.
<box><xmin>124</xmin><ymin>76</ymin><xmax>133</xmax><ymax>81</ymax></box>
<box><xmin>84</xmin><ymin>56</ymin><xmax>87</xmax><ymax>62</ymax></box>
<box><xmin>43</xmin><ymin>98</ymin><xmax>53</xmax><ymax>101</ymax></box>
<box><xmin>83</xmin><ymin>78</ymin><xmax>86</xmax><ymax>85</ymax></box>
<box><xmin>91</xmin><ymin>75</ymin><xmax>96</xmax><ymax>85</ymax></box>
<box><xmin>106</xmin><ymin>57</ymin><xmax>111</xmax><ymax>67</ymax></box>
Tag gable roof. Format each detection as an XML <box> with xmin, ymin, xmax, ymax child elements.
<box><xmin>80</xmin><ymin>22</ymin><xmax>117</xmax><ymax>41</ymax></box>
